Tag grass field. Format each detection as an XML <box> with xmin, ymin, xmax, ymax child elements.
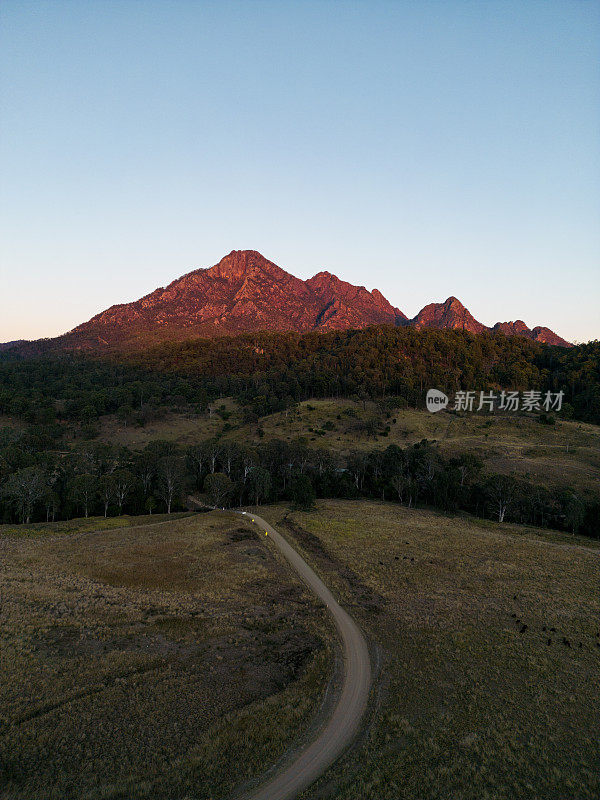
<box><xmin>257</xmin><ymin>500</ymin><xmax>600</xmax><ymax>800</ymax></box>
<box><xmin>0</xmin><ymin>512</ymin><xmax>333</xmax><ymax>800</ymax></box>
<box><xmin>0</xmin><ymin>512</ymin><xmax>193</xmax><ymax>539</ymax></box>
<box><xmin>2</xmin><ymin>501</ymin><xmax>598</xmax><ymax>799</ymax></box>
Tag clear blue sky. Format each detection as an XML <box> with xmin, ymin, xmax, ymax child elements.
<box><xmin>1</xmin><ymin>0</ymin><xmax>599</xmax><ymax>342</ymax></box>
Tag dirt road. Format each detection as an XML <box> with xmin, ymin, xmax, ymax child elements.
<box><xmin>234</xmin><ymin>510</ymin><xmax>371</xmax><ymax>800</ymax></box>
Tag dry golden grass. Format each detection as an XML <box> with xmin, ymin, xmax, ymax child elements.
<box><xmin>257</xmin><ymin>500</ymin><xmax>600</xmax><ymax>800</ymax></box>
<box><xmin>95</xmin><ymin>410</ymin><xmax>225</xmax><ymax>448</ymax></box>
<box><xmin>0</xmin><ymin>512</ymin><xmax>332</xmax><ymax>799</ymax></box>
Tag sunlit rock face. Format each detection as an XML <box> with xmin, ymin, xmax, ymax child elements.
<box><xmin>64</xmin><ymin>250</ymin><xmax>409</xmax><ymax>346</ymax></box>
<box><xmin>10</xmin><ymin>249</ymin><xmax>571</xmax><ymax>352</ymax></box>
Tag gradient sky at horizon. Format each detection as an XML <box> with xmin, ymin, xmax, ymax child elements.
<box><xmin>1</xmin><ymin>0</ymin><xmax>599</xmax><ymax>343</ymax></box>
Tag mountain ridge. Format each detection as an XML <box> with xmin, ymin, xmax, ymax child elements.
<box><xmin>6</xmin><ymin>250</ymin><xmax>572</xmax><ymax>351</ymax></box>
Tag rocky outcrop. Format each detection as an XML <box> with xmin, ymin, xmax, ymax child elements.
<box><xmin>65</xmin><ymin>250</ymin><xmax>407</xmax><ymax>346</ymax></box>
<box><xmin>492</xmin><ymin>320</ymin><xmax>571</xmax><ymax>347</ymax></box>
<box><xmin>410</xmin><ymin>297</ymin><xmax>487</xmax><ymax>334</ymax></box>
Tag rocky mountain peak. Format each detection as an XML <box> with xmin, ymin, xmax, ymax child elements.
<box><xmin>13</xmin><ymin>250</ymin><xmax>570</xmax><ymax>351</ymax></box>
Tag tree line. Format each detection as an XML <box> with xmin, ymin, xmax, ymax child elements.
<box><xmin>1</xmin><ymin>426</ymin><xmax>598</xmax><ymax>538</ymax></box>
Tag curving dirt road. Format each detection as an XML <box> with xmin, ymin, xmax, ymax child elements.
<box><xmin>232</xmin><ymin>510</ymin><xmax>371</xmax><ymax>800</ymax></box>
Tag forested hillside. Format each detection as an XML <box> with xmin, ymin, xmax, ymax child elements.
<box><xmin>0</xmin><ymin>329</ymin><xmax>598</xmax><ymax>534</ymax></box>
<box><xmin>2</xmin><ymin>328</ymin><xmax>599</xmax><ymax>424</ymax></box>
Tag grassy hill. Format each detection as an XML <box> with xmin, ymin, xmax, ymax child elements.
<box><xmin>75</xmin><ymin>398</ymin><xmax>600</xmax><ymax>493</ymax></box>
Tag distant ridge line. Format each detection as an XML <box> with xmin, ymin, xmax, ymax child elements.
<box><xmin>3</xmin><ymin>250</ymin><xmax>572</xmax><ymax>352</ymax></box>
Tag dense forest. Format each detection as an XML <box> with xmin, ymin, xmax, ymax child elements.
<box><xmin>1</xmin><ymin>328</ymin><xmax>598</xmax><ymax>536</ymax></box>
<box><xmin>2</xmin><ymin>328</ymin><xmax>600</xmax><ymax>424</ymax></box>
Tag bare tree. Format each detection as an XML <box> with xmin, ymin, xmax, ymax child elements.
<box><xmin>99</xmin><ymin>474</ymin><xmax>117</xmax><ymax>518</ymax></box>
<box><xmin>186</xmin><ymin>444</ymin><xmax>207</xmax><ymax>489</ymax></box>
<box><xmin>207</xmin><ymin>440</ymin><xmax>219</xmax><ymax>474</ymax></box>
<box><xmin>113</xmin><ymin>469</ymin><xmax>135</xmax><ymax>515</ymax></box>
<box><xmin>134</xmin><ymin>450</ymin><xmax>156</xmax><ymax>498</ymax></box>
<box><xmin>218</xmin><ymin>442</ymin><xmax>236</xmax><ymax>476</ymax></box>
<box><xmin>3</xmin><ymin>466</ymin><xmax>47</xmax><ymax>524</ymax></box>
<box><xmin>240</xmin><ymin>446</ymin><xmax>257</xmax><ymax>483</ymax></box>
<box><xmin>452</xmin><ymin>452</ymin><xmax>482</xmax><ymax>487</ymax></box>
<box><xmin>488</xmin><ymin>476</ymin><xmax>517</xmax><ymax>523</ymax></box>
<box><xmin>348</xmin><ymin>451</ymin><xmax>369</xmax><ymax>491</ymax></box>
<box><xmin>314</xmin><ymin>449</ymin><xmax>334</xmax><ymax>476</ymax></box>
<box><xmin>157</xmin><ymin>456</ymin><xmax>182</xmax><ymax>514</ymax></box>
<box><xmin>390</xmin><ymin>471</ymin><xmax>408</xmax><ymax>504</ymax></box>
<box><xmin>44</xmin><ymin>490</ymin><xmax>60</xmax><ymax>522</ymax></box>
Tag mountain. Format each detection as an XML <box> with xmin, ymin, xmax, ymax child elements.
<box><xmin>409</xmin><ymin>299</ymin><xmax>572</xmax><ymax>347</ymax></box>
<box><xmin>60</xmin><ymin>250</ymin><xmax>407</xmax><ymax>349</ymax></box>
<box><xmin>491</xmin><ymin>321</ymin><xmax>571</xmax><ymax>347</ymax></box>
<box><xmin>9</xmin><ymin>250</ymin><xmax>571</xmax><ymax>352</ymax></box>
<box><xmin>410</xmin><ymin>297</ymin><xmax>488</xmax><ymax>335</ymax></box>
<box><xmin>306</xmin><ymin>271</ymin><xmax>406</xmax><ymax>328</ymax></box>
